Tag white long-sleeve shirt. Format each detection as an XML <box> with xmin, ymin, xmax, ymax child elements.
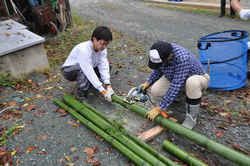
<box><xmin>63</xmin><ymin>40</ymin><xmax>110</xmax><ymax>92</ymax></box>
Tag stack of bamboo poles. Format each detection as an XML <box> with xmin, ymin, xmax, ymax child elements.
<box><xmin>110</xmin><ymin>94</ymin><xmax>250</xmax><ymax>166</ymax></box>
<box><xmin>54</xmin><ymin>94</ymin><xmax>179</xmax><ymax>166</ymax></box>
<box><xmin>54</xmin><ymin>94</ymin><xmax>250</xmax><ymax>166</ymax></box>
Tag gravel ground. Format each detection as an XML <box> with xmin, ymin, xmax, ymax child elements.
<box><xmin>1</xmin><ymin>0</ymin><xmax>250</xmax><ymax>166</ymax></box>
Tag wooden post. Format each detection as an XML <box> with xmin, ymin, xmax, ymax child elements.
<box><xmin>64</xmin><ymin>0</ymin><xmax>74</xmax><ymax>27</ymax></box>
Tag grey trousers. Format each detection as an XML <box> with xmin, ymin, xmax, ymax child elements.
<box><xmin>61</xmin><ymin>63</ymin><xmax>101</xmax><ymax>92</ymax></box>
<box><xmin>61</xmin><ymin>63</ymin><xmax>111</xmax><ymax>92</ymax></box>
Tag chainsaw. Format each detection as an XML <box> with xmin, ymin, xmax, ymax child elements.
<box><xmin>123</xmin><ymin>86</ymin><xmax>147</xmax><ymax>104</ymax></box>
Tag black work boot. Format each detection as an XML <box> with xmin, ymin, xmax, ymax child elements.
<box><xmin>78</xmin><ymin>89</ymin><xmax>90</xmax><ymax>104</ymax></box>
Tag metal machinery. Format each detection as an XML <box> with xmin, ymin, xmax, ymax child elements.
<box><xmin>0</xmin><ymin>0</ymin><xmax>73</xmax><ymax>35</ymax></box>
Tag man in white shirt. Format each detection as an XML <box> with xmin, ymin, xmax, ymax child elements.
<box><xmin>231</xmin><ymin>0</ymin><xmax>250</xmax><ymax>78</ymax></box>
<box><xmin>61</xmin><ymin>26</ymin><xmax>115</xmax><ymax>103</ymax></box>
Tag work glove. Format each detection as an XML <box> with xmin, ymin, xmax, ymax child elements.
<box><xmin>144</xmin><ymin>106</ymin><xmax>162</xmax><ymax>122</ymax></box>
<box><xmin>105</xmin><ymin>84</ymin><xmax>115</xmax><ymax>94</ymax></box>
<box><xmin>239</xmin><ymin>9</ymin><xmax>250</xmax><ymax>20</ymax></box>
<box><xmin>138</xmin><ymin>82</ymin><xmax>150</xmax><ymax>93</ymax></box>
<box><xmin>101</xmin><ymin>89</ymin><xmax>114</xmax><ymax>102</ymax></box>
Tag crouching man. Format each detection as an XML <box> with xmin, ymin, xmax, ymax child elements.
<box><xmin>139</xmin><ymin>41</ymin><xmax>210</xmax><ymax>129</ymax></box>
<box><xmin>61</xmin><ymin>26</ymin><xmax>115</xmax><ymax>103</ymax></box>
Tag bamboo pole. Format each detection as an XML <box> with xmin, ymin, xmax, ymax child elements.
<box><xmin>80</xmin><ymin>99</ymin><xmax>179</xmax><ymax>166</ymax></box>
<box><xmin>111</xmin><ymin>94</ymin><xmax>250</xmax><ymax>166</ymax></box>
<box><xmin>53</xmin><ymin>98</ymin><xmax>151</xmax><ymax>166</ymax></box>
<box><xmin>62</xmin><ymin>94</ymin><xmax>168</xmax><ymax>166</ymax></box>
<box><xmin>162</xmin><ymin>140</ymin><xmax>208</xmax><ymax>166</ymax></box>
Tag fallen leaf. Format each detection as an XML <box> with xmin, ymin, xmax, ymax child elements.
<box><xmin>141</xmin><ymin>122</ymin><xmax>149</xmax><ymax>128</ymax></box>
<box><xmin>73</xmin><ymin>156</ymin><xmax>79</xmax><ymax>161</ymax></box>
<box><xmin>92</xmin><ymin>158</ymin><xmax>99</xmax><ymax>163</ymax></box>
<box><xmin>169</xmin><ymin>117</ymin><xmax>178</xmax><ymax>123</ymax></box>
<box><xmin>218</xmin><ymin>96</ymin><xmax>225</xmax><ymax>100</ymax></box>
<box><xmin>22</xmin><ymin>103</ymin><xmax>29</xmax><ymax>107</ymax></box>
<box><xmin>44</xmin><ymin>151</ymin><xmax>50</xmax><ymax>154</ymax></box>
<box><xmin>68</xmin><ymin>164</ymin><xmax>74</xmax><ymax>166</ymax></box>
<box><xmin>233</xmin><ymin>143</ymin><xmax>242</xmax><ymax>150</ymax></box>
<box><xmin>60</xmin><ymin>113</ymin><xmax>68</xmax><ymax>117</ymax></box>
<box><xmin>26</xmin><ymin>147</ymin><xmax>38</xmax><ymax>153</ymax></box>
<box><xmin>36</xmin><ymin>135</ymin><xmax>48</xmax><ymax>140</ymax></box>
<box><xmin>85</xmin><ymin>148</ymin><xmax>94</xmax><ymax>155</ymax></box>
<box><xmin>37</xmin><ymin>94</ymin><xmax>43</xmax><ymax>98</ymax></box>
<box><xmin>70</xmin><ymin>147</ymin><xmax>77</xmax><ymax>151</ymax></box>
<box><xmin>25</xmin><ymin>97</ymin><xmax>32</xmax><ymax>101</ymax></box>
<box><xmin>11</xmin><ymin>150</ymin><xmax>16</xmax><ymax>156</ymax></box>
<box><xmin>72</xmin><ymin>124</ymin><xmax>78</xmax><ymax>127</ymax></box>
<box><xmin>18</xmin><ymin>91</ymin><xmax>23</xmax><ymax>93</ymax></box>
<box><xmin>217</xmin><ymin>125</ymin><xmax>228</xmax><ymax>130</ymax></box>
<box><xmin>16</xmin><ymin>151</ymin><xmax>25</xmax><ymax>155</ymax></box>
<box><xmin>93</xmin><ymin>162</ymin><xmax>101</xmax><ymax>166</ymax></box>
<box><xmin>67</xmin><ymin>121</ymin><xmax>73</xmax><ymax>124</ymax></box>
<box><xmin>126</xmin><ymin>81</ymin><xmax>133</xmax><ymax>85</ymax></box>
<box><xmin>86</xmin><ymin>155</ymin><xmax>93</xmax><ymax>163</ymax></box>
<box><xmin>190</xmin><ymin>152</ymin><xmax>195</xmax><ymax>156</ymax></box>
<box><xmin>216</xmin><ymin>131</ymin><xmax>222</xmax><ymax>138</ymax></box>
<box><xmin>37</xmin><ymin>151</ymin><xmax>43</xmax><ymax>154</ymax></box>
<box><xmin>93</xmin><ymin>145</ymin><xmax>99</xmax><ymax>152</ymax></box>
<box><xmin>122</xmin><ymin>118</ymin><xmax>127</xmax><ymax>123</ymax></box>
<box><xmin>200</xmin><ymin>121</ymin><xmax>205</xmax><ymax>126</ymax></box>
<box><xmin>225</xmin><ymin>100</ymin><xmax>233</xmax><ymax>104</ymax></box>
<box><xmin>53</xmin><ymin>108</ymin><xmax>58</xmax><ymax>113</ymax></box>
<box><xmin>9</xmin><ymin>101</ymin><xmax>18</xmax><ymax>106</ymax></box>
<box><xmin>16</xmin><ymin>158</ymin><xmax>20</xmax><ymax>164</ymax></box>
<box><xmin>220</xmin><ymin>112</ymin><xmax>228</xmax><ymax>116</ymax></box>
<box><xmin>34</xmin><ymin>111</ymin><xmax>40</xmax><ymax>118</ymax></box>
<box><xmin>45</xmin><ymin>86</ymin><xmax>54</xmax><ymax>90</ymax></box>
<box><xmin>65</xmin><ymin>155</ymin><xmax>70</xmax><ymax>161</ymax></box>
<box><xmin>26</xmin><ymin>105</ymin><xmax>38</xmax><ymax>111</ymax></box>
<box><xmin>58</xmin><ymin>158</ymin><xmax>63</xmax><ymax>162</ymax></box>
<box><xmin>58</xmin><ymin>139</ymin><xmax>64</xmax><ymax>144</ymax></box>
<box><xmin>105</xmin><ymin>147</ymin><xmax>112</xmax><ymax>153</ymax></box>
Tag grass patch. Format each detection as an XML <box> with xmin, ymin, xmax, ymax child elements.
<box><xmin>101</xmin><ymin>4</ymin><xmax>119</xmax><ymax>10</ymax></box>
<box><xmin>148</xmin><ymin>3</ymin><xmax>241</xmax><ymax>19</ymax></box>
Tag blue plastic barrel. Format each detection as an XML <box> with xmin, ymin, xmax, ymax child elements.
<box><xmin>198</xmin><ymin>30</ymin><xmax>249</xmax><ymax>90</ymax></box>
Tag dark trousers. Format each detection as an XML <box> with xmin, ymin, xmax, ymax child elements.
<box><xmin>221</xmin><ymin>0</ymin><xmax>235</xmax><ymax>15</ymax></box>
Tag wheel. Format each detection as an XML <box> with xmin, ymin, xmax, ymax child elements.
<box><xmin>48</xmin><ymin>22</ymin><xmax>59</xmax><ymax>35</ymax></box>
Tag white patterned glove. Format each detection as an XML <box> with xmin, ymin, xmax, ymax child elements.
<box><xmin>106</xmin><ymin>84</ymin><xmax>115</xmax><ymax>94</ymax></box>
<box><xmin>101</xmin><ymin>90</ymin><xmax>114</xmax><ymax>102</ymax></box>
<box><xmin>239</xmin><ymin>9</ymin><xmax>250</xmax><ymax>20</ymax></box>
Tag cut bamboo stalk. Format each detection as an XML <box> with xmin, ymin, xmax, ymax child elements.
<box><xmin>163</xmin><ymin>140</ymin><xmax>208</xmax><ymax>166</ymax></box>
<box><xmin>62</xmin><ymin>94</ymin><xmax>168</xmax><ymax>166</ymax></box>
<box><xmin>111</xmin><ymin>94</ymin><xmax>250</xmax><ymax>166</ymax></box>
<box><xmin>80</xmin><ymin>97</ymin><xmax>179</xmax><ymax>166</ymax></box>
<box><xmin>53</xmin><ymin>98</ymin><xmax>151</xmax><ymax>166</ymax></box>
